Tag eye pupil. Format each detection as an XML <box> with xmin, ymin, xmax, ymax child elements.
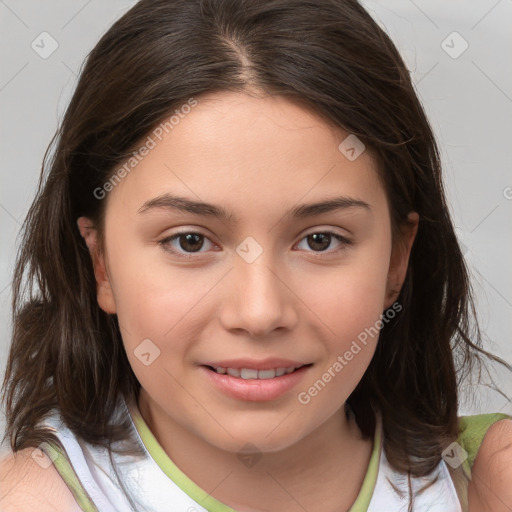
<box><xmin>179</xmin><ymin>233</ymin><xmax>204</xmax><ymax>252</ymax></box>
<box><xmin>307</xmin><ymin>233</ymin><xmax>331</xmax><ymax>252</ymax></box>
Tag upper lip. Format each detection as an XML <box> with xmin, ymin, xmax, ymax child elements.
<box><xmin>201</xmin><ymin>358</ymin><xmax>311</xmax><ymax>370</ymax></box>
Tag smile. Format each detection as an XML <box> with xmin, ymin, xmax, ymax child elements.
<box><xmin>205</xmin><ymin>365</ymin><xmax>308</xmax><ymax>379</ymax></box>
<box><xmin>200</xmin><ymin>363</ymin><xmax>314</xmax><ymax>401</ymax></box>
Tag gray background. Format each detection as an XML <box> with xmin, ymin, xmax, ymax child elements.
<box><xmin>1</xmin><ymin>0</ymin><xmax>511</xmax><ymax>456</ymax></box>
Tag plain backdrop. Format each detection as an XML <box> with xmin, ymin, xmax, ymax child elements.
<box><xmin>1</xmin><ymin>0</ymin><xmax>511</xmax><ymax>455</ymax></box>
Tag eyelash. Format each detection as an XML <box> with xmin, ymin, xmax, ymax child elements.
<box><xmin>158</xmin><ymin>229</ymin><xmax>353</xmax><ymax>259</ymax></box>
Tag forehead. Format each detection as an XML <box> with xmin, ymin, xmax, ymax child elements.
<box><xmin>104</xmin><ymin>91</ymin><xmax>387</xmax><ymax>219</ymax></box>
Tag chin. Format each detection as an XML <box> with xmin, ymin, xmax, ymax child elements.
<box><xmin>203</xmin><ymin>424</ymin><xmax>305</xmax><ymax>455</ymax></box>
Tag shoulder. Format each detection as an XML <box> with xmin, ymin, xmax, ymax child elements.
<box><xmin>0</xmin><ymin>447</ymin><xmax>82</xmax><ymax>512</ymax></box>
<box><xmin>467</xmin><ymin>417</ymin><xmax>512</xmax><ymax>512</ymax></box>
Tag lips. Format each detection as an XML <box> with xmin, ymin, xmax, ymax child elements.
<box><xmin>201</xmin><ymin>358</ymin><xmax>309</xmax><ymax>371</ymax></box>
<box><xmin>199</xmin><ymin>359</ymin><xmax>313</xmax><ymax>401</ymax></box>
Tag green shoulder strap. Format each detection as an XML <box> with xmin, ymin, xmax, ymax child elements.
<box><xmin>456</xmin><ymin>412</ymin><xmax>511</xmax><ymax>476</ymax></box>
<box><xmin>43</xmin><ymin>441</ymin><xmax>98</xmax><ymax>512</ymax></box>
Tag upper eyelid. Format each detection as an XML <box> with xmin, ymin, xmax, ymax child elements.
<box><xmin>162</xmin><ymin>226</ymin><xmax>351</xmax><ymax>242</ymax></box>
<box><xmin>161</xmin><ymin>228</ymin><xmax>352</xmax><ymax>254</ymax></box>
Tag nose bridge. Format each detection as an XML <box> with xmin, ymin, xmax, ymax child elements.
<box><xmin>220</xmin><ymin>236</ymin><xmax>297</xmax><ymax>336</ymax></box>
<box><xmin>236</xmin><ymin>240</ymin><xmax>284</xmax><ymax>310</ymax></box>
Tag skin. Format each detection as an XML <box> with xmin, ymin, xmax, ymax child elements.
<box><xmin>1</xmin><ymin>90</ymin><xmax>511</xmax><ymax>512</ymax></box>
<box><xmin>467</xmin><ymin>418</ymin><xmax>512</xmax><ymax>511</ymax></box>
<box><xmin>75</xmin><ymin>90</ymin><xmax>420</xmax><ymax>511</ymax></box>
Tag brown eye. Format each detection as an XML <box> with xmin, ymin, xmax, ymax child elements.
<box><xmin>159</xmin><ymin>231</ymin><xmax>215</xmax><ymax>257</ymax></box>
<box><xmin>297</xmin><ymin>231</ymin><xmax>352</xmax><ymax>254</ymax></box>
<box><xmin>306</xmin><ymin>233</ymin><xmax>332</xmax><ymax>252</ymax></box>
<box><xmin>176</xmin><ymin>233</ymin><xmax>204</xmax><ymax>252</ymax></box>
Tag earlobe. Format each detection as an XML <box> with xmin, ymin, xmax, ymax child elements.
<box><xmin>77</xmin><ymin>217</ymin><xmax>117</xmax><ymax>314</ymax></box>
<box><xmin>384</xmin><ymin>212</ymin><xmax>419</xmax><ymax>309</ymax></box>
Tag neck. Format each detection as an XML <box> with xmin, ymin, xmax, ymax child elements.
<box><xmin>136</xmin><ymin>389</ymin><xmax>374</xmax><ymax>512</ymax></box>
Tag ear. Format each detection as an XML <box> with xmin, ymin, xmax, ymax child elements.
<box><xmin>384</xmin><ymin>212</ymin><xmax>419</xmax><ymax>309</ymax></box>
<box><xmin>77</xmin><ymin>217</ymin><xmax>117</xmax><ymax>314</ymax></box>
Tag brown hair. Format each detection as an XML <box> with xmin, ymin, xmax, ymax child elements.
<box><xmin>2</xmin><ymin>0</ymin><xmax>510</xmax><ymax>501</ymax></box>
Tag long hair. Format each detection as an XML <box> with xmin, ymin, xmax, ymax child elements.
<box><xmin>2</xmin><ymin>0</ymin><xmax>510</xmax><ymax>486</ymax></box>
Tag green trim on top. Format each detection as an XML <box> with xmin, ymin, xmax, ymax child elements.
<box><xmin>129</xmin><ymin>401</ymin><xmax>382</xmax><ymax>512</ymax></box>
<box><xmin>349</xmin><ymin>414</ymin><xmax>382</xmax><ymax>512</ymax></box>
<box><xmin>129</xmin><ymin>404</ymin><xmax>236</xmax><ymax>512</ymax></box>
<box><xmin>457</xmin><ymin>412</ymin><xmax>511</xmax><ymax>477</ymax></box>
<box><xmin>43</xmin><ymin>441</ymin><xmax>98</xmax><ymax>512</ymax></box>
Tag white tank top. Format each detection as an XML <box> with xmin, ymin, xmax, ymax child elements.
<box><xmin>34</xmin><ymin>393</ymin><xmax>507</xmax><ymax>511</ymax></box>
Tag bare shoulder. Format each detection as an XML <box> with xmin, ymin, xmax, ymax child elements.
<box><xmin>468</xmin><ymin>418</ymin><xmax>512</xmax><ymax>512</ymax></box>
<box><xmin>0</xmin><ymin>447</ymin><xmax>82</xmax><ymax>512</ymax></box>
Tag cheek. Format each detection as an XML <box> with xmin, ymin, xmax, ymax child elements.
<box><xmin>294</xmin><ymin>269</ymin><xmax>386</xmax><ymax>421</ymax></box>
<box><xmin>296</xmin><ymin>237</ymin><xmax>391</xmax><ymax>398</ymax></box>
<box><xmin>106</xmin><ymin>236</ymin><xmax>193</xmax><ymax>328</ymax></box>
<box><xmin>305</xmin><ymin>250</ymin><xmax>391</xmax><ymax>335</ymax></box>
<box><xmin>107</xmin><ymin>245</ymin><xmax>222</xmax><ymax>381</ymax></box>
<box><xmin>112</xmin><ymin>260</ymin><xmax>203</xmax><ymax>406</ymax></box>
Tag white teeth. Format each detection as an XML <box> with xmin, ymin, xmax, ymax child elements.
<box><xmin>240</xmin><ymin>368</ymin><xmax>258</xmax><ymax>379</ymax></box>
<box><xmin>215</xmin><ymin>366</ymin><xmax>301</xmax><ymax>378</ymax></box>
<box><xmin>258</xmin><ymin>369</ymin><xmax>277</xmax><ymax>379</ymax></box>
<box><xmin>226</xmin><ymin>368</ymin><xmax>240</xmax><ymax>377</ymax></box>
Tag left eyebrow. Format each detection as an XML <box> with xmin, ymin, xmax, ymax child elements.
<box><xmin>137</xmin><ymin>193</ymin><xmax>371</xmax><ymax>223</ymax></box>
<box><xmin>289</xmin><ymin>196</ymin><xmax>371</xmax><ymax>218</ymax></box>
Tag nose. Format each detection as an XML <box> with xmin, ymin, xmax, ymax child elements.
<box><xmin>219</xmin><ymin>250</ymin><xmax>299</xmax><ymax>338</ymax></box>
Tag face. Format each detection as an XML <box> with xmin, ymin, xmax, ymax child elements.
<box><xmin>79</xmin><ymin>91</ymin><xmax>417</xmax><ymax>454</ymax></box>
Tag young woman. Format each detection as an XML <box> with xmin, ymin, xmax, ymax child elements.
<box><xmin>1</xmin><ymin>0</ymin><xmax>511</xmax><ymax>511</ymax></box>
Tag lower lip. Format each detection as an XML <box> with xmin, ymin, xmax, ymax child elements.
<box><xmin>200</xmin><ymin>365</ymin><xmax>311</xmax><ymax>402</ymax></box>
